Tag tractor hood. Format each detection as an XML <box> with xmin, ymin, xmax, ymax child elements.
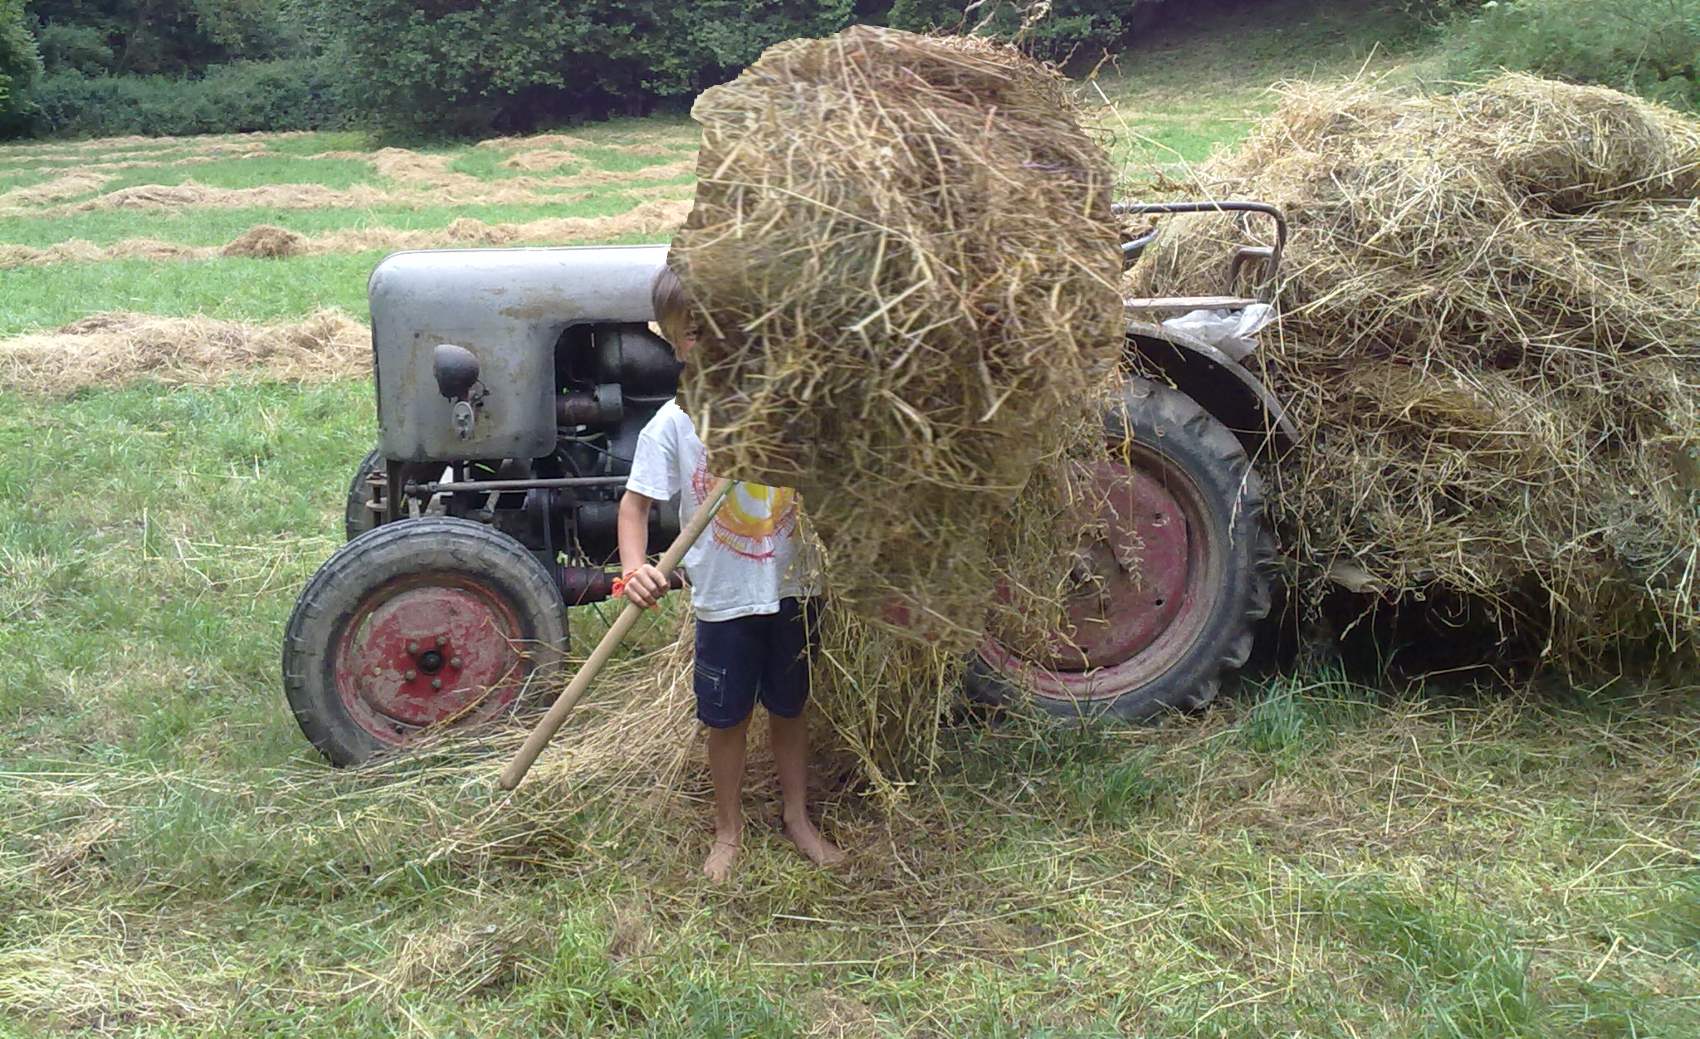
<box><xmin>368</xmin><ymin>244</ymin><xmax>670</xmax><ymax>462</ymax></box>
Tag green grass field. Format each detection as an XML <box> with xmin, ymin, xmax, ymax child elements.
<box><xmin>2</xmin><ymin>3</ymin><xmax>1697</xmax><ymax>1035</ymax></box>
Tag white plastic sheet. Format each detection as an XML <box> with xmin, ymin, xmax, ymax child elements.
<box><xmin>1161</xmin><ymin>303</ymin><xmax>1276</xmax><ymax>362</ymax></box>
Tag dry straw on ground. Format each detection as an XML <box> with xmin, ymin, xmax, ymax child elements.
<box><xmin>18</xmin><ymin>161</ymin><xmax>692</xmax><ymax>216</ymax></box>
<box><xmin>0</xmin><ymin>310</ymin><xmax>370</xmax><ymax>394</ymax></box>
<box><xmin>673</xmin><ymin>25</ymin><xmax>1124</xmax><ymax>651</ymax></box>
<box><xmin>221</xmin><ymin>224</ymin><xmax>307</xmax><ymax>258</ymax></box>
<box><xmin>1132</xmin><ymin>73</ymin><xmax>1700</xmax><ymax>664</ymax></box>
<box><xmin>0</xmin><ymin>171</ymin><xmax>111</xmax><ymax>208</ymax></box>
<box><xmin>0</xmin><ymin>200</ymin><xmax>694</xmax><ymax>269</ymax></box>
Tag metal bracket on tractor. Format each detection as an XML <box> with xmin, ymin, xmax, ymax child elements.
<box><xmin>284</xmin><ymin>206</ymin><xmax>1296</xmax><ymax>765</ymax></box>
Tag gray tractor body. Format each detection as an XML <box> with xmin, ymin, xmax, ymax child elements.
<box><xmin>360</xmin><ymin>223</ymin><xmax>1291</xmax><ymax>597</ymax></box>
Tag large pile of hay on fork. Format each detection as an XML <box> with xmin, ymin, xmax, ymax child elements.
<box><xmin>1133</xmin><ymin>74</ymin><xmax>1700</xmax><ymax>666</ymax></box>
<box><xmin>670</xmin><ymin>25</ymin><xmax>1124</xmax><ymax>653</ymax></box>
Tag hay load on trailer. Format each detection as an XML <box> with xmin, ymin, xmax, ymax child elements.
<box><xmin>1133</xmin><ymin>74</ymin><xmax>1700</xmax><ymax>664</ymax></box>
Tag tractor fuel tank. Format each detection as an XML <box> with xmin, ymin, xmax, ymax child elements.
<box><xmin>369</xmin><ymin>244</ymin><xmax>670</xmax><ymax>461</ymax></box>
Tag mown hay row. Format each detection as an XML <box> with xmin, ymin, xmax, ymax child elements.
<box><xmin>497</xmin><ymin>148</ymin><xmax>582</xmax><ymax>173</ymax></box>
<box><xmin>0</xmin><ymin>129</ymin><xmax>310</xmax><ymax>161</ymax></box>
<box><xmin>0</xmin><ymin>237</ymin><xmax>202</xmax><ymax>267</ymax></box>
<box><xmin>542</xmin><ymin>159</ymin><xmax>696</xmax><ymax>186</ymax></box>
<box><xmin>0</xmin><ymin>310</ymin><xmax>371</xmax><ymax>394</ymax></box>
<box><xmin>497</xmin><ymin>149</ymin><xmax>687</xmax><ymax>174</ymax></box>
<box><xmin>477</xmin><ymin>131</ymin><xmax>687</xmax><ymax>153</ymax></box>
<box><xmin>55</xmin><ymin>181</ymin><xmax>404</xmax><ymax>214</ymax></box>
<box><xmin>1131</xmin><ymin>73</ymin><xmax>1700</xmax><ymax>664</ymax></box>
<box><xmin>0</xmin><ymin>199</ymin><xmax>693</xmax><ymax>268</ymax></box>
<box><xmin>9</xmin><ymin>161</ymin><xmax>694</xmax><ymax>217</ymax></box>
<box><xmin>0</xmin><ymin>171</ymin><xmax>112</xmax><ymax>208</ymax></box>
<box><xmin>8</xmin><ymin>147</ymin><xmax>270</xmax><ymax>176</ymax></box>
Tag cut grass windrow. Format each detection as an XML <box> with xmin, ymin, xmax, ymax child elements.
<box><xmin>0</xmin><ymin>198</ymin><xmax>691</xmax><ymax>270</ymax></box>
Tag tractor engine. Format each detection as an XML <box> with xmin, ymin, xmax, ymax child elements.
<box><xmin>364</xmin><ymin>244</ymin><xmax>683</xmax><ymax>604</ymax></box>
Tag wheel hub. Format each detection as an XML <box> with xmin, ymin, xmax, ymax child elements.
<box><xmin>334</xmin><ymin>577</ymin><xmax>525</xmax><ymax>738</ymax></box>
<box><xmin>1036</xmin><ymin>459</ymin><xmax>1192</xmax><ymax>671</ymax></box>
<box><xmin>976</xmin><ymin>435</ymin><xmax>1221</xmax><ymax>705</ymax></box>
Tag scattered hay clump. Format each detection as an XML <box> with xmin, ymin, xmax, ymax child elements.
<box><xmin>1132</xmin><ymin>73</ymin><xmax>1700</xmax><ymax>664</ymax></box>
<box><xmin>671</xmin><ymin>25</ymin><xmax>1124</xmax><ymax>650</ymax></box>
<box><xmin>220</xmin><ymin>224</ymin><xmax>306</xmax><ymax>259</ymax></box>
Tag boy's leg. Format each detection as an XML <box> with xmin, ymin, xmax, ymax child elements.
<box><xmin>769</xmin><ymin>711</ymin><xmax>843</xmax><ymax>866</ymax></box>
<box><xmin>704</xmin><ymin>718</ymin><xmax>749</xmax><ymax>882</ymax></box>
<box><xmin>761</xmin><ymin>599</ymin><xmax>844</xmax><ymax>867</ymax></box>
<box><xmin>695</xmin><ymin>616</ymin><xmax>762</xmax><ymax>882</ymax></box>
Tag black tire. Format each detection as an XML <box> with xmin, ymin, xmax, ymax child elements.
<box><xmin>345</xmin><ymin>451</ymin><xmax>456</xmax><ymax>541</ymax></box>
<box><xmin>343</xmin><ymin>448</ymin><xmax>384</xmax><ymax>541</ymax></box>
<box><xmin>967</xmin><ymin>376</ymin><xmax>1275</xmax><ymax>719</ymax></box>
<box><xmin>282</xmin><ymin>517</ymin><xmax>567</xmax><ymax>766</ymax></box>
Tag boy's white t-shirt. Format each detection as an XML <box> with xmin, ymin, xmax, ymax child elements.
<box><xmin>625</xmin><ymin>399</ymin><xmax>813</xmax><ymax>621</ymax></box>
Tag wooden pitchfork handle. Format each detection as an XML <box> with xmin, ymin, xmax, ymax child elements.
<box><xmin>499</xmin><ymin>477</ymin><xmax>733</xmax><ymax>790</ymax></box>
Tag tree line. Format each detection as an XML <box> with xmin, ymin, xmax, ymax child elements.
<box><xmin>2</xmin><ymin>1</ymin><xmax>1692</xmax><ymax>141</ymax></box>
<box><xmin>0</xmin><ymin>0</ymin><xmax>1175</xmax><ymax>139</ymax></box>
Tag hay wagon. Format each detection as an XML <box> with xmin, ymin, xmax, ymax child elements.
<box><xmin>282</xmin><ymin>203</ymin><xmax>1294</xmax><ymax>766</ymax></box>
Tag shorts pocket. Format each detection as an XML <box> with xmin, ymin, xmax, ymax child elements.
<box><xmin>694</xmin><ymin>662</ymin><xmax>728</xmax><ymax>712</ymax></box>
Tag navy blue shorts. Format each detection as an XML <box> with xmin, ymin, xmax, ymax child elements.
<box><xmin>694</xmin><ymin>598</ymin><xmax>819</xmax><ymax>729</ymax></box>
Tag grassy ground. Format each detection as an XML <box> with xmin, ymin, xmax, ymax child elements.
<box><xmin>2</xmin><ymin>3</ymin><xmax>1697</xmax><ymax>1036</ymax></box>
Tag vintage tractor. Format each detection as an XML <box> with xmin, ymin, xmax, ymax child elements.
<box><xmin>282</xmin><ymin>203</ymin><xmax>1293</xmax><ymax>765</ymax></box>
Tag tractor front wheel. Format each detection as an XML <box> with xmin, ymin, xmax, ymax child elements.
<box><xmin>283</xmin><ymin>517</ymin><xmax>567</xmax><ymax>766</ymax></box>
<box><xmin>967</xmin><ymin>377</ymin><xmax>1275</xmax><ymax>719</ymax></box>
<box><xmin>343</xmin><ymin>448</ymin><xmax>385</xmax><ymax>540</ymax></box>
<box><xmin>344</xmin><ymin>449</ymin><xmax>456</xmax><ymax>541</ymax></box>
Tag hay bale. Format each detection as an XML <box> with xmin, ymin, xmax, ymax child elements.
<box><xmin>221</xmin><ymin>225</ymin><xmax>306</xmax><ymax>259</ymax></box>
<box><xmin>1132</xmin><ymin>74</ymin><xmax>1700</xmax><ymax>664</ymax></box>
<box><xmin>671</xmin><ymin>25</ymin><xmax>1123</xmax><ymax>647</ymax></box>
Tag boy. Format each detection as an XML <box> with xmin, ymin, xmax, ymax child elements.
<box><xmin>618</xmin><ymin>265</ymin><xmax>845</xmax><ymax>883</ymax></box>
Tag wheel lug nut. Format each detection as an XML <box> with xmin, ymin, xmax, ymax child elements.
<box><xmin>450</xmin><ymin>656</ymin><xmax>462</xmax><ymax>669</ymax></box>
<box><xmin>434</xmin><ymin>636</ymin><xmax>445</xmax><ymax>648</ymax></box>
<box><xmin>406</xmin><ymin>641</ymin><xmax>419</xmax><ymax>654</ymax></box>
<box><xmin>431</xmin><ymin>678</ymin><xmax>442</xmax><ymax>690</ymax></box>
<box><xmin>405</xmin><ymin>669</ymin><xmax>417</xmax><ymax>680</ymax></box>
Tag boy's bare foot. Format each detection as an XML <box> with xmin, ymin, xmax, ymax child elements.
<box><xmin>781</xmin><ymin>812</ymin><xmax>845</xmax><ymax>868</ymax></box>
<box><xmin>703</xmin><ymin>831</ymin><xmax>740</xmax><ymax>883</ymax></box>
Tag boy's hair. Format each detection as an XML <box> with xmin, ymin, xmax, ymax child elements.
<box><xmin>650</xmin><ymin>265</ymin><xmax>694</xmax><ymax>349</ymax></box>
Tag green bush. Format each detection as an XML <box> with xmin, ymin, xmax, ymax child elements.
<box><xmin>30</xmin><ymin>58</ymin><xmax>343</xmax><ymax>137</ymax></box>
<box><xmin>1</xmin><ymin>0</ymin><xmax>41</xmax><ymax>137</ymax></box>
<box><xmin>26</xmin><ymin>0</ymin><xmax>298</xmax><ymax>76</ymax></box>
<box><xmin>35</xmin><ymin>21</ymin><xmax>111</xmax><ymax>74</ymax></box>
<box><xmin>321</xmin><ymin>0</ymin><xmax>855</xmax><ymax>137</ymax></box>
<box><xmin>887</xmin><ymin>0</ymin><xmax>1167</xmax><ymax>61</ymax></box>
<box><xmin>1448</xmin><ymin>0</ymin><xmax>1700</xmax><ymax>109</ymax></box>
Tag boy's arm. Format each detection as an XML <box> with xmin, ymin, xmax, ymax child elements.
<box><xmin>617</xmin><ymin>490</ymin><xmax>668</xmax><ymax>608</ymax></box>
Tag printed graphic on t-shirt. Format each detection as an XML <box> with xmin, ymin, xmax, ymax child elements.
<box><xmin>691</xmin><ymin>454</ymin><xmax>797</xmax><ymax>561</ymax></box>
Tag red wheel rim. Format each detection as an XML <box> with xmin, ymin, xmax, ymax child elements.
<box><xmin>978</xmin><ymin>441</ymin><xmax>1223</xmax><ymax>703</ymax></box>
<box><xmin>332</xmin><ymin>575</ymin><xmax>530</xmax><ymax>745</ymax></box>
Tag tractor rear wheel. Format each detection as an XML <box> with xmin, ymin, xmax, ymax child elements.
<box><xmin>283</xmin><ymin>517</ymin><xmax>567</xmax><ymax>766</ymax></box>
<box><xmin>966</xmin><ymin>377</ymin><xmax>1275</xmax><ymax>719</ymax></box>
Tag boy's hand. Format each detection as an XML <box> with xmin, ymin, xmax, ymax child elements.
<box><xmin>622</xmin><ymin>564</ymin><xmax>669</xmax><ymax>609</ymax></box>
